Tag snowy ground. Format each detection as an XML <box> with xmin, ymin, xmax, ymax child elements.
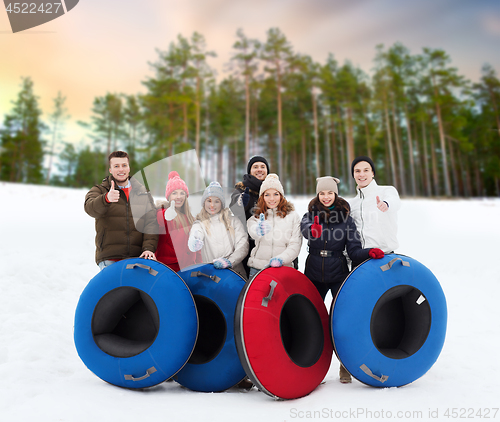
<box><xmin>1</xmin><ymin>181</ymin><xmax>500</xmax><ymax>422</ymax></box>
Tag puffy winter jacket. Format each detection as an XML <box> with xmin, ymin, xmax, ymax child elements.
<box><xmin>348</xmin><ymin>179</ymin><xmax>400</xmax><ymax>253</ymax></box>
<box><xmin>301</xmin><ymin>205</ymin><xmax>370</xmax><ymax>285</ymax></box>
<box><xmin>247</xmin><ymin>207</ymin><xmax>302</xmax><ymax>270</ymax></box>
<box><xmin>84</xmin><ymin>176</ymin><xmax>158</xmax><ymax>264</ymax></box>
<box><xmin>155</xmin><ymin>202</ymin><xmax>199</xmax><ymax>271</ymax></box>
<box><xmin>188</xmin><ymin>213</ymin><xmax>249</xmax><ymax>278</ymax></box>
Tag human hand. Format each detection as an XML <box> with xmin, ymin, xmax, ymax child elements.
<box><xmin>140</xmin><ymin>250</ymin><xmax>156</xmax><ymax>260</ymax></box>
<box><xmin>242</xmin><ymin>188</ymin><xmax>250</xmax><ymax>207</ymax></box>
<box><xmin>107</xmin><ymin>180</ymin><xmax>120</xmax><ymax>203</ymax></box>
<box><xmin>213</xmin><ymin>257</ymin><xmax>232</xmax><ymax>269</ymax></box>
<box><xmin>369</xmin><ymin>248</ymin><xmax>384</xmax><ymax>259</ymax></box>
<box><xmin>164</xmin><ymin>201</ymin><xmax>177</xmax><ymax>221</ymax></box>
<box><xmin>311</xmin><ymin>216</ymin><xmax>322</xmax><ymax>238</ymax></box>
<box><xmin>256</xmin><ymin>213</ymin><xmax>271</xmax><ymax>237</ymax></box>
<box><xmin>376</xmin><ymin>196</ymin><xmax>389</xmax><ymax>212</ymax></box>
<box><xmin>269</xmin><ymin>257</ymin><xmax>283</xmax><ymax>268</ymax></box>
<box><xmin>188</xmin><ymin>232</ymin><xmax>204</xmax><ymax>252</ymax></box>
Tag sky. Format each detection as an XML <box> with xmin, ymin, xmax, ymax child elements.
<box><xmin>1</xmin><ymin>0</ymin><xmax>500</xmax><ymax>147</ymax></box>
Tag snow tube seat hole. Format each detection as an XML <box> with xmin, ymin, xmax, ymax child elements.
<box><xmin>91</xmin><ymin>287</ymin><xmax>159</xmax><ymax>358</ymax></box>
<box><xmin>370</xmin><ymin>285</ymin><xmax>431</xmax><ymax>359</ymax></box>
<box><xmin>280</xmin><ymin>294</ymin><xmax>324</xmax><ymax>368</ymax></box>
<box><xmin>188</xmin><ymin>295</ymin><xmax>227</xmax><ymax>365</ymax></box>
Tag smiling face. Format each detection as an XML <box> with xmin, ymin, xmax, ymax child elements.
<box><xmin>263</xmin><ymin>189</ymin><xmax>281</xmax><ymax>209</ymax></box>
<box><xmin>168</xmin><ymin>189</ymin><xmax>187</xmax><ymax>208</ymax></box>
<box><xmin>109</xmin><ymin>157</ymin><xmax>130</xmax><ymax>186</ymax></box>
<box><xmin>318</xmin><ymin>190</ymin><xmax>336</xmax><ymax>207</ymax></box>
<box><xmin>250</xmin><ymin>162</ymin><xmax>268</xmax><ymax>181</ymax></box>
<box><xmin>204</xmin><ymin>196</ymin><xmax>222</xmax><ymax>215</ymax></box>
<box><xmin>353</xmin><ymin>161</ymin><xmax>374</xmax><ymax>189</ymax></box>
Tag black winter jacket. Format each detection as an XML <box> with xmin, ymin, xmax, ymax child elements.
<box><xmin>301</xmin><ymin>205</ymin><xmax>370</xmax><ymax>285</ymax></box>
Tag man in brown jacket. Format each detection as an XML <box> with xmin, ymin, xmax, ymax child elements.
<box><xmin>84</xmin><ymin>151</ymin><xmax>158</xmax><ymax>270</ymax></box>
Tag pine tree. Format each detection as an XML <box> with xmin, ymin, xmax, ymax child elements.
<box><xmin>0</xmin><ymin>77</ymin><xmax>45</xmax><ymax>183</ymax></box>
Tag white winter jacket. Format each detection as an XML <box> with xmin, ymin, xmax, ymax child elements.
<box><xmin>247</xmin><ymin>208</ymin><xmax>302</xmax><ymax>270</ymax></box>
<box><xmin>348</xmin><ymin>179</ymin><xmax>401</xmax><ymax>253</ymax></box>
<box><xmin>189</xmin><ymin>213</ymin><xmax>249</xmax><ymax>278</ymax></box>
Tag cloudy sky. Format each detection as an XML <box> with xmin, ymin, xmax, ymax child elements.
<box><xmin>1</xmin><ymin>0</ymin><xmax>500</xmax><ymax>144</ymax></box>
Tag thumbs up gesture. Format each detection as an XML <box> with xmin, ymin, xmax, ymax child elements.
<box><xmin>376</xmin><ymin>196</ymin><xmax>388</xmax><ymax>212</ymax></box>
<box><xmin>311</xmin><ymin>215</ymin><xmax>322</xmax><ymax>238</ymax></box>
<box><xmin>107</xmin><ymin>180</ymin><xmax>120</xmax><ymax>203</ymax></box>
<box><xmin>256</xmin><ymin>213</ymin><xmax>272</xmax><ymax>237</ymax></box>
<box><xmin>164</xmin><ymin>200</ymin><xmax>177</xmax><ymax>221</ymax></box>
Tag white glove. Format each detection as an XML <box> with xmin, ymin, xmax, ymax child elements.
<box><xmin>164</xmin><ymin>201</ymin><xmax>177</xmax><ymax>221</ymax></box>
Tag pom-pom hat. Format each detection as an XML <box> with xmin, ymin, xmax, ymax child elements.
<box><xmin>259</xmin><ymin>173</ymin><xmax>284</xmax><ymax>196</ymax></box>
<box><xmin>202</xmin><ymin>181</ymin><xmax>226</xmax><ymax>208</ymax></box>
<box><xmin>165</xmin><ymin>171</ymin><xmax>189</xmax><ymax>200</ymax></box>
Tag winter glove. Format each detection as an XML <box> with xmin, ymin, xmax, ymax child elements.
<box><xmin>311</xmin><ymin>216</ymin><xmax>322</xmax><ymax>238</ymax></box>
<box><xmin>188</xmin><ymin>232</ymin><xmax>204</xmax><ymax>252</ymax></box>
<box><xmin>164</xmin><ymin>201</ymin><xmax>177</xmax><ymax>221</ymax></box>
<box><xmin>269</xmin><ymin>257</ymin><xmax>283</xmax><ymax>268</ymax></box>
<box><xmin>369</xmin><ymin>248</ymin><xmax>384</xmax><ymax>259</ymax></box>
<box><xmin>213</xmin><ymin>257</ymin><xmax>232</xmax><ymax>269</ymax></box>
<box><xmin>256</xmin><ymin>213</ymin><xmax>272</xmax><ymax>237</ymax></box>
<box><xmin>237</xmin><ymin>187</ymin><xmax>251</xmax><ymax>208</ymax></box>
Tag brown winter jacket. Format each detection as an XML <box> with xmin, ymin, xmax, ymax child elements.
<box><xmin>84</xmin><ymin>176</ymin><xmax>159</xmax><ymax>264</ymax></box>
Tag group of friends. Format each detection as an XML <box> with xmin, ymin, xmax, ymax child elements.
<box><xmin>84</xmin><ymin>151</ymin><xmax>401</xmax><ymax>386</ymax></box>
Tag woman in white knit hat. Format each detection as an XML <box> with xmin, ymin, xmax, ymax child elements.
<box><xmin>188</xmin><ymin>181</ymin><xmax>249</xmax><ymax>279</ymax></box>
<box><xmin>301</xmin><ymin>176</ymin><xmax>384</xmax><ymax>384</ymax></box>
<box><xmin>246</xmin><ymin>174</ymin><xmax>302</xmax><ymax>279</ymax></box>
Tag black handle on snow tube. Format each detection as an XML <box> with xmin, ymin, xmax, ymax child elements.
<box><xmin>360</xmin><ymin>364</ymin><xmax>389</xmax><ymax>383</ymax></box>
<box><xmin>190</xmin><ymin>271</ymin><xmax>221</xmax><ymax>284</ymax></box>
<box><xmin>380</xmin><ymin>257</ymin><xmax>410</xmax><ymax>272</ymax></box>
<box><xmin>126</xmin><ymin>263</ymin><xmax>158</xmax><ymax>276</ymax></box>
<box><xmin>261</xmin><ymin>280</ymin><xmax>278</xmax><ymax>307</ymax></box>
<box><xmin>124</xmin><ymin>366</ymin><xmax>157</xmax><ymax>382</ymax></box>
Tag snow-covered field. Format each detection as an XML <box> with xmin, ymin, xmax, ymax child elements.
<box><xmin>1</xmin><ymin>181</ymin><xmax>500</xmax><ymax>422</ymax></box>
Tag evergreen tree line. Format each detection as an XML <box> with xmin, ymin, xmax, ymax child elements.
<box><xmin>1</xmin><ymin>28</ymin><xmax>500</xmax><ymax>196</ymax></box>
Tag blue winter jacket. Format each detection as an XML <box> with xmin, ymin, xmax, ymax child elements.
<box><xmin>301</xmin><ymin>205</ymin><xmax>371</xmax><ymax>285</ymax></box>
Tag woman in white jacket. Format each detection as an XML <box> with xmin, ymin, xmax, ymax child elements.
<box><xmin>247</xmin><ymin>174</ymin><xmax>302</xmax><ymax>279</ymax></box>
<box><xmin>188</xmin><ymin>181</ymin><xmax>249</xmax><ymax>279</ymax></box>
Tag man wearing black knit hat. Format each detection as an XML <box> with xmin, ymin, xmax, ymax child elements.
<box><xmin>348</xmin><ymin>156</ymin><xmax>401</xmax><ymax>267</ymax></box>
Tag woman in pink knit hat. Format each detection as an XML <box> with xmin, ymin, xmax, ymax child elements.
<box><xmin>155</xmin><ymin>171</ymin><xmax>200</xmax><ymax>271</ymax></box>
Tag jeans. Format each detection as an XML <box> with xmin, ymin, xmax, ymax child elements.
<box><xmin>98</xmin><ymin>260</ymin><xmax>116</xmax><ymax>271</ymax></box>
<box><xmin>248</xmin><ymin>267</ymin><xmax>260</xmax><ymax>279</ymax></box>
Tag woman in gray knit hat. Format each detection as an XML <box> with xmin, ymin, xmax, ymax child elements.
<box><xmin>188</xmin><ymin>182</ymin><xmax>249</xmax><ymax>279</ymax></box>
<box><xmin>301</xmin><ymin>176</ymin><xmax>384</xmax><ymax>384</ymax></box>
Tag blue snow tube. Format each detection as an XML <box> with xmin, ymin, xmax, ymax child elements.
<box><xmin>74</xmin><ymin>258</ymin><xmax>198</xmax><ymax>388</ymax></box>
<box><xmin>331</xmin><ymin>254</ymin><xmax>447</xmax><ymax>387</ymax></box>
<box><xmin>175</xmin><ymin>263</ymin><xmax>247</xmax><ymax>392</ymax></box>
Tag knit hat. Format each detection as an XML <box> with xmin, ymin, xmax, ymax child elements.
<box><xmin>351</xmin><ymin>156</ymin><xmax>376</xmax><ymax>178</ymax></box>
<box><xmin>316</xmin><ymin>176</ymin><xmax>340</xmax><ymax>195</ymax></box>
<box><xmin>247</xmin><ymin>155</ymin><xmax>270</xmax><ymax>175</ymax></box>
<box><xmin>165</xmin><ymin>171</ymin><xmax>189</xmax><ymax>200</ymax></box>
<box><xmin>201</xmin><ymin>181</ymin><xmax>225</xmax><ymax>208</ymax></box>
<box><xmin>259</xmin><ymin>173</ymin><xmax>284</xmax><ymax>196</ymax></box>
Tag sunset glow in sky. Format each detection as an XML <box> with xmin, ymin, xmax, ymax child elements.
<box><xmin>1</xmin><ymin>0</ymin><xmax>499</xmax><ymax>145</ymax></box>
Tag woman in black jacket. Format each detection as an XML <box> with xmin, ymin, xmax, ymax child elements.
<box><xmin>301</xmin><ymin>176</ymin><xmax>384</xmax><ymax>384</ymax></box>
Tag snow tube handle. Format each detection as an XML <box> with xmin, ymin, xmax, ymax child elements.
<box><xmin>124</xmin><ymin>366</ymin><xmax>157</xmax><ymax>382</ymax></box>
<box><xmin>380</xmin><ymin>257</ymin><xmax>410</xmax><ymax>272</ymax></box>
<box><xmin>125</xmin><ymin>263</ymin><xmax>158</xmax><ymax>276</ymax></box>
<box><xmin>360</xmin><ymin>364</ymin><xmax>389</xmax><ymax>383</ymax></box>
<box><xmin>261</xmin><ymin>280</ymin><xmax>278</xmax><ymax>307</ymax></box>
<box><xmin>190</xmin><ymin>271</ymin><xmax>221</xmax><ymax>284</ymax></box>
